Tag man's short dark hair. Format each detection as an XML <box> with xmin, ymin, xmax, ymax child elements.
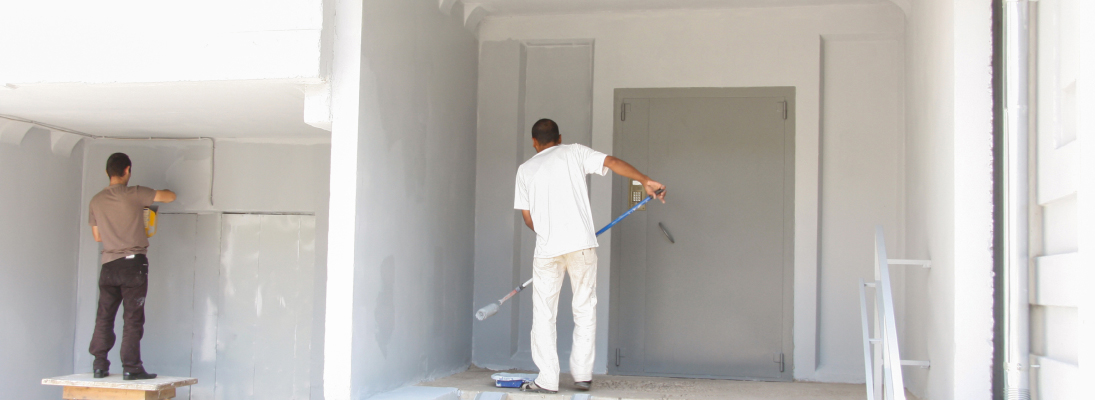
<box><xmin>531</xmin><ymin>118</ymin><xmax>560</xmax><ymax>145</ymax></box>
<box><xmin>106</xmin><ymin>153</ymin><xmax>131</xmax><ymax>178</ymax></box>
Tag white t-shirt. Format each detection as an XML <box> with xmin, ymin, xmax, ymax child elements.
<box><xmin>514</xmin><ymin>143</ymin><xmax>610</xmax><ymax>258</ymax></box>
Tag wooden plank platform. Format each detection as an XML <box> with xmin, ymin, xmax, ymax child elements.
<box><xmin>42</xmin><ymin>374</ymin><xmax>196</xmax><ymax>400</ymax></box>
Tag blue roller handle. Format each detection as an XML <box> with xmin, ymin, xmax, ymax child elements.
<box><xmin>596</xmin><ymin>188</ymin><xmax>664</xmax><ymax>236</ymax></box>
<box><xmin>475</xmin><ymin>187</ymin><xmax>665</xmax><ymax>321</ymax></box>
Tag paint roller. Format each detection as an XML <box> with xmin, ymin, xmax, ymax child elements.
<box><xmin>475</xmin><ymin>188</ymin><xmax>664</xmax><ymax>321</ymax></box>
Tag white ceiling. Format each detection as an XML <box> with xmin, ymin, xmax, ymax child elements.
<box><xmin>470</xmin><ymin>0</ymin><xmax>886</xmax><ymax>16</ymax></box>
<box><xmin>0</xmin><ymin>80</ymin><xmax>328</xmax><ymax>139</ymax></box>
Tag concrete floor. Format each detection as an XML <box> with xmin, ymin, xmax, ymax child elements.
<box><xmin>418</xmin><ymin>367</ymin><xmax>876</xmax><ymax>400</ymax></box>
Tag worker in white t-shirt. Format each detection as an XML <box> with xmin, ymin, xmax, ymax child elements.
<box><xmin>514</xmin><ymin>118</ymin><xmax>666</xmax><ymax>393</ymax></box>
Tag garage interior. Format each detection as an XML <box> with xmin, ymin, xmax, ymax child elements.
<box><xmin>0</xmin><ymin>0</ymin><xmax>1089</xmax><ymax>400</ymax></box>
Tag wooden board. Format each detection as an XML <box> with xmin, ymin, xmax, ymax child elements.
<box><xmin>62</xmin><ymin>386</ymin><xmax>176</xmax><ymax>400</ymax></box>
<box><xmin>42</xmin><ymin>374</ymin><xmax>196</xmax><ymax>391</ymax></box>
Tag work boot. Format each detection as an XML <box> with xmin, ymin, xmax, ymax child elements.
<box><xmin>93</xmin><ymin>369</ymin><xmax>109</xmax><ymax>379</ymax></box>
<box><xmin>575</xmin><ymin>380</ymin><xmax>592</xmax><ymax>391</ymax></box>
<box><xmin>123</xmin><ymin>371</ymin><xmax>157</xmax><ymax>380</ymax></box>
<box><xmin>520</xmin><ymin>381</ymin><xmax>557</xmax><ymax>394</ymax></box>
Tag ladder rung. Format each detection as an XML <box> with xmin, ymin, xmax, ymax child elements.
<box><xmin>888</xmin><ymin>259</ymin><xmax>932</xmax><ymax>268</ymax></box>
<box><xmin>901</xmin><ymin>360</ymin><xmax>930</xmax><ymax>368</ymax></box>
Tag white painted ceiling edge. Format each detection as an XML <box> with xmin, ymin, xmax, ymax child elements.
<box><xmin>0</xmin><ymin>119</ymin><xmax>82</xmax><ymax>157</ymax></box>
<box><xmin>0</xmin><ymin>80</ymin><xmax>331</xmax><ymax>140</ymax></box>
<box><xmin>445</xmin><ymin>0</ymin><xmax>911</xmax><ymax>32</ymax></box>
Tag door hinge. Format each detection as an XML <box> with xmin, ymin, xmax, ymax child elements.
<box><xmin>780</xmin><ymin>100</ymin><xmax>788</xmax><ymax>120</ymax></box>
<box><xmin>615</xmin><ymin>348</ymin><xmax>623</xmax><ymax>367</ymax></box>
<box><xmin>621</xmin><ymin>103</ymin><xmax>629</xmax><ymax>121</ymax></box>
<box><xmin>775</xmin><ymin>352</ymin><xmax>785</xmax><ymax>373</ymax></box>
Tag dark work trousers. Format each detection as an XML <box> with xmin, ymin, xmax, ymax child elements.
<box><xmin>89</xmin><ymin>254</ymin><xmax>149</xmax><ymax>373</ymax></box>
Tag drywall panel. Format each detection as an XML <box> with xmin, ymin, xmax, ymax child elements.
<box><xmin>73</xmin><ymin>140</ymin><xmax>331</xmax><ymax>378</ymax></box>
<box><xmin>343</xmin><ymin>0</ymin><xmax>479</xmax><ymax>397</ymax></box>
<box><xmin>211</xmin><ymin>140</ymin><xmax>331</xmax><ymax>213</ymax></box>
<box><xmin>71</xmin><ymin>212</ymin><xmax>316</xmax><ymax>400</ymax></box>
<box><xmin>82</xmin><ymin>140</ymin><xmax>215</xmax><ymax>213</ymax></box>
<box><xmin>816</xmin><ymin>36</ymin><xmax>905</xmax><ymax>381</ymax></box>
<box><xmin>522</xmin><ymin>42</ymin><xmax>594</xmax><ymax>148</ymax></box>
<box><xmin>79</xmin><ymin>139</ymin><xmax>331</xmax><ymax>214</ymax></box>
<box><xmin>78</xmin><ymin>212</ymin><xmax>212</xmax><ymax>397</ymax></box>
<box><xmin>476</xmin><ymin>3</ymin><xmax>906</xmax><ymax>379</ymax></box>
<box><xmin>473</xmin><ymin>40</ymin><xmax>524</xmax><ymax>368</ymax></box>
<box><xmin>514</xmin><ymin>41</ymin><xmax>596</xmax><ymax>371</ymax></box>
<box><xmin>215</xmin><ymin>215</ymin><xmax>260</xmax><ymax>399</ymax></box>
<box><xmin>474</xmin><ymin>40</ymin><xmax>597</xmax><ymax>371</ymax></box>
<box><xmin>217</xmin><ymin>214</ymin><xmax>315</xmax><ymax>400</ymax></box>
<box><xmin>141</xmin><ymin>214</ymin><xmax>198</xmax><ymax>400</ymax></box>
<box><xmin>0</xmin><ymin>128</ymin><xmax>83</xmax><ymax>400</ymax></box>
<box><xmin>191</xmin><ymin>214</ymin><xmax>223</xmax><ymax>400</ymax></box>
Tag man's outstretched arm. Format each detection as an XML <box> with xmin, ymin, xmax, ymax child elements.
<box><xmin>603</xmin><ymin>156</ymin><xmax>667</xmax><ymax>203</ymax></box>
<box><xmin>154</xmin><ymin>189</ymin><xmax>176</xmax><ymax>203</ymax></box>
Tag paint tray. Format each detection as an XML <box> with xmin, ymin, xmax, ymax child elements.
<box><xmin>490</xmin><ymin>372</ymin><xmax>537</xmax><ymax>388</ymax></box>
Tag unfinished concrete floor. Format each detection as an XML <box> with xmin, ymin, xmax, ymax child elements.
<box><xmin>418</xmin><ymin>367</ymin><xmax>874</xmax><ymax>400</ymax></box>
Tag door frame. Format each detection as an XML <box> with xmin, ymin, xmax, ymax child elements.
<box><xmin>607</xmin><ymin>87</ymin><xmax>796</xmax><ymax>381</ymax></box>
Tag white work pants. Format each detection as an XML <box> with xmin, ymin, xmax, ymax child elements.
<box><xmin>531</xmin><ymin>248</ymin><xmax>598</xmax><ymax>391</ymax></box>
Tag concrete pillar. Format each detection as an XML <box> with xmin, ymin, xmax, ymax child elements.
<box><xmin>322</xmin><ymin>0</ymin><xmax>363</xmax><ymax>399</ymax></box>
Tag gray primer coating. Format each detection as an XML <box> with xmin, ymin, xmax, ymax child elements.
<box><xmin>71</xmin><ymin>139</ymin><xmax>330</xmax><ymax>400</ymax></box>
<box><xmin>346</xmin><ymin>0</ymin><xmax>479</xmax><ymax>397</ymax></box>
<box><xmin>473</xmin><ymin>40</ymin><xmax>595</xmax><ymax>372</ymax></box>
<box><xmin>0</xmin><ymin>129</ymin><xmax>84</xmax><ymax>400</ymax></box>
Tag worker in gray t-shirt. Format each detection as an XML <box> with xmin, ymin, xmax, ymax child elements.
<box><xmin>87</xmin><ymin>153</ymin><xmax>175</xmax><ymax>380</ymax></box>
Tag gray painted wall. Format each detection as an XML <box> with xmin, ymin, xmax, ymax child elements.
<box><xmin>71</xmin><ymin>139</ymin><xmax>331</xmax><ymax>400</ymax></box>
<box><xmin>472</xmin><ymin>40</ymin><xmax>595</xmax><ymax>372</ymax></box>
<box><xmin>348</xmin><ymin>0</ymin><xmax>479</xmax><ymax>397</ymax></box>
<box><xmin>476</xmin><ymin>4</ymin><xmax>908</xmax><ymax>380</ymax></box>
<box><xmin>0</xmin><ymin>128</ymin><xmax>84</xmax><ymax>400</ymax></box>
<box><xmin>816</xmin><ymin>36</ymin><xmax>907</xmax><ymax>380</ymax></box>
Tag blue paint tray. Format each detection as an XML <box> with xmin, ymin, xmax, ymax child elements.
<box><xmin>490</xmin><ymin>372</ymin><xmax>538</xmax><ymax>388</ymax></box>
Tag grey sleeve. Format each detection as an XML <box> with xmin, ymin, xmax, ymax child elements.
<box><xmin>134</xmin><ymin>186</ymin><xmax>157</xmax><ymax>207</ymax></box>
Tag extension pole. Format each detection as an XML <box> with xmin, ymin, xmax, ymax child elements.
<box><xmin>475</xmin><ymin>189</ymin><xmax>664</xmax><ymax>321</ymax></box>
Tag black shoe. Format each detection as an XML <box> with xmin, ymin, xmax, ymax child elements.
<box><xmin>575</xmin><ymin>380</ymin><xmax>592</xmax><ymax>391</ymax></box>
<box><xmin>123</xmin><ymin>372</ymin><xmax>157</xmax><ymax>380</ymax></box>
<box><xmin>93</xmin><ymin>369</ymin><xmax>109</xmax><ymax>379</ymax></box>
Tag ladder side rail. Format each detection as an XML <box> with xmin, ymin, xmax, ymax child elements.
<box><xmin>875</xmin><ymin>227</ymin><xmax>907</xmax><ymax>400</ymax></box>
<box><xmin>859</xmin><ymin>278</ymin><xmax>877</xmax><ymax>400</ymax></box>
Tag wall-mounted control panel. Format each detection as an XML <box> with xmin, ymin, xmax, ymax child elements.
<box><xmin>629</xmin><ymin>180</ymin><xmax>646</xmax><ymax>210</ymax></box>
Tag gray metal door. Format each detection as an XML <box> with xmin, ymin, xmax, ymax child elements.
<box><xmin>610</xmin><ymin>88</ymin><xmax>794</xmax><ymax>381</ymax></box>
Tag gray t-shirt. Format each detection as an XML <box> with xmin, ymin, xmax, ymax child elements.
<box><xmin>89</xmin><ymin>184</ymin><xmax>156</xmax><ymax>264</ymax></box>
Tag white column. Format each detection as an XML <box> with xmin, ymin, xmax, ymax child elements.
<box><xmin>323</xmin><ymin>0</ymin><xmax>363</xmax><ymax>399</ymax></box>
<box><xmin>952</xmin><ymin>0</ymin><xmax>996</xmax><ymax>399</ymax></box>
<box><xmin>1076</xmin><ymin>0</ymin><xmax>1095</xmax><ymax>388</ymax></box>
